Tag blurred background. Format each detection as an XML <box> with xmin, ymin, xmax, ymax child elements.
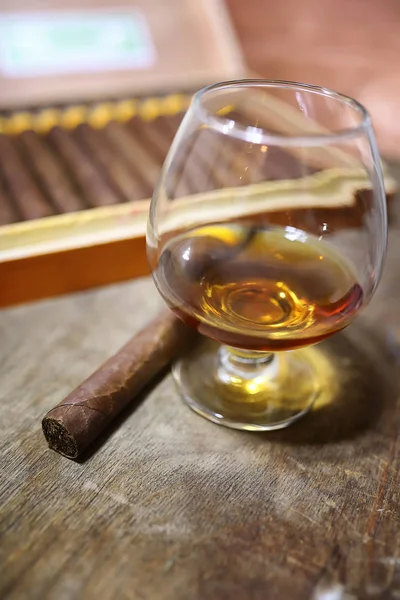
<box><xmin>229</xmin><ymin>0</ymin><xmax>400</xmax><ymax>160</ymax></box>
<box><xmin>1</xmin><ymin>0</ymin><xmax>399</xmax><ymax>157</ymax></box>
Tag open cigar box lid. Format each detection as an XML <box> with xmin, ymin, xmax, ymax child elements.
<box><xmin>0</xmin><ymin>0</ymin><xmax>245</xmax><ymax>109</ymax></box>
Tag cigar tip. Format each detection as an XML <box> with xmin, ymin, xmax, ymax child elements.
<box><xmin>42</xmin><ymin>417</ymin><xmax>79</xmax><ymax>460</ymax></box>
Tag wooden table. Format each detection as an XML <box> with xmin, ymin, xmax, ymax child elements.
<box><xmin>1</xmin><ymin>169</ymin><xmax>400</xmax><ymax>599</ymax></box>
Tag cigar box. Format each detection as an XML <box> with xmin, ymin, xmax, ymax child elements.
<box><xmin>0</xmin><ymin>0</ymin><xmax>248</xmax><ymax>307</ymax></box>
<box><xmin>0</xmin><ymin>0</ymin><xmax>397</xmax><ymax>308</ymax></box>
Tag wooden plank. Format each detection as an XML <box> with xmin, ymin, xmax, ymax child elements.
<box><xmin>0</xmin><ymin>133</ymin><xmax>54</xmax><ymax>220</ymax></box>
<box><xmin>0</xmin><ymin>227</ymin><xmax>400</xmax><ymax>597</ymax></box>
<box><xmin>47</xmin><ymin>127</ymin><xmax>121</xmax><ymax>207</ymax></box>
<box><xmin>18</xmin><ymin>129</ymin><xmax>84</xmax><ymax>214</ymax></box>
<box><xmin>0</xmin><ymin>186</ymin><xmax>19</xmax><ymax>225</ymax></box>
<box><xmin>73</xmin><ymin>124</ymin><xmax>148</xmax><ymax>202</ymax></box>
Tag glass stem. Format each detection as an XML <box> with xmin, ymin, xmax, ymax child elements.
<box><xmin>217</xmin><ymin>345</ymin><xmax>278</xmax><ymax>387</ymax></box>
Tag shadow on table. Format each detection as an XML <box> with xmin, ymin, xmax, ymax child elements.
<box><xmin>264</xmin><ymin>323</ymin><xmax>398</xmax><ymax>445</ymax></box>
<box><xmin>77</xmin><ymin>319</ymin><xmax>398</xmax><ymax>461</ymax></box>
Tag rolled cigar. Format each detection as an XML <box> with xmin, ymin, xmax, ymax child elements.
<box><xmin>47</xmin><ymin>126</ymin><xmax>120</xmax><ymax>207</ymax></box>
<box><xmin>19</xmin><ymin>130</ymin><xmax>83</xmax><ymax>214</ymax></box>
<box><xmin>162</xmin><ymin>113</ymin><xmax>185</xmax><ymax>137</ymax></box>
<box><xmin>179</xmin><ymin>136</ymin><xmax>215</xmax><ymax>196</ymax></box>
<box><xmin>103</xmin><ymin>122</ymin><xmax>161</xmax><ymax>196</ymax></box>
<box><xmin>160</xmin><ymin>126</ymin><xmax>216</xmax><ymax>197</ymax></box>
<box><xmin>167</xmin><ymin>118</ymin><xmax>259</xmax><ymax>190</ymax></box>
<box><xmin>203</xmin><ymin>110</ymin><xmax>311</xmax><ymax>185</ymax></box>
<box><xmin>149</xmin><ymin>113</ymin><xmax>185</xmax><ymax>146</ymax></box>
<box><xmin>74</xmin><ymin>124</ymin><xmax>148</xmax><ymax>202</ymax></box>
<box><xmin>127</xmin><ymin>116</ymin><xmax>172</xmax><ymax>161</ymax></box>
<box><xmin>219</xmin><ymin>121</ymin><xmax>265</xmax><ymax>184</ymax></box>
<box><xmin>42</xmin><ymin>310</ymin><xmax>195</xmax><ymax>460</ymax></box>
<box><xmin>161</xmin><ymin>114</ymin><xmax>185</xmax><ymax>140</ymax></box>
<box><xmin>0</xmin><ymin>134</ymin><xmax>53</xmax><ymax>220</ymax></box>
<box><xmin>160</xmin><ymin>118</ymin><xmax>215</xmax><ymax>195</ymax></box>
<box><xmin>190</xmin><ymin>129</ymin><xmax>241</xmax><ymax>189</ymax></box>
<box><xmin>0</xmin><ymin>185</ymin><xmax>19</xmax><ymax>225</ymax></box>
<box><xmin>238</xmin><ymin>91</ymin><xmax>360</xmax><ymax>170</ymax></box>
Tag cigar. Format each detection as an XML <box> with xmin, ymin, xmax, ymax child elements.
<box><xmin>103</xmin><ymin>121</ymin><xmax>161</xmax><ymax>196</ymax></box>
<box><xmin>127</xmin><ymin>116</ymin><xmax>172</xmax><ymax>161</ymax></box>
<box><xmin>0</xmin><ymin>186</ymin><xmax>19</xmax><ymax>225</ymax></box>
<box><xmin>217</xmin><ymin>110</ymin><xmax>264</xmax><ymax>182</ymax></box>
<box><xmin>161</xmin><ymin>118</ymin><xmax>216</xmax><ymax>195</ymax></box>
<box><xmin>74</xmin><ymin>124</ymin><xmax>148</xmax><ymax>202</ymax></box>
<box><xmin>224</xmin><ymin>139</ymin><xmax>264</xmax><ymax>185</ymax></box>
<box><xmin>19</xmin><ymin>130</ymin><xmax>84</xmax><ymax>214</ymax></box>
<box><xmin>0</xmin><ymin>133</ymin><xmax>54</xmax><ymax>220</ymax></box>
<box><xmin>158</xmin><ymin>119</ymin><xmax>190</xmax><ymax>199</ymax></box>
<box><xmin>160</xmin><ymin>127</ymin><xmax>213</xmax><ymax>197</ymax></box>
<box><xmin>190</xmin><ymin>129</ymin><xmax>241</xmax><ymax>189</ymax></box>
<box><xmin>42</xmin><ymin>310</ymin><xmax>195</xmax><ymax>460</ymax></box>
<box><xmin>179</xmin><ymin>137</ymin><xmax>215</xmax><ymax>195</ymax></box>
<box><xmin>47</xmin><ymin>126</ymin><xmax>120</xmax><ymax>207</ymax></box>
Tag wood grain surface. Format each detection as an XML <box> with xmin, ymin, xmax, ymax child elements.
<box><xmin>1</xmin><ymin>172</ymin><xmax>400</xmax><ymax>598</ymax></box>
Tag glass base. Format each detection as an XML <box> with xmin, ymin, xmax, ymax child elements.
<box><xmin>172</xmin><ymin>338</ymin><xmax>326</xmax><ymax>431</ymax></box>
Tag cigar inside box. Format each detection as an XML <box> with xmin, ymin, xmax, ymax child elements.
<box><xmin>0</xmin><ymin>95</ymin><xmax>189</xmax><ymax>226</ymax></box>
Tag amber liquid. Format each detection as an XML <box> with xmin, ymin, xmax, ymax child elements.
<box><xmin>155</xmin><ymin>224</ymin><xmax>363</xmax><ymax>351</ymax></box>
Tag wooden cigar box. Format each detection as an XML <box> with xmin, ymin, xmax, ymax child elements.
<box><xmin>0</xmin><ymin>0</ymin><xmax>397</xmax><ymax>308</ymax></box>
<box><xmin>0</xmin><ymin>0</ymin><xmax>248</xmax><ymax>307</ymax></box>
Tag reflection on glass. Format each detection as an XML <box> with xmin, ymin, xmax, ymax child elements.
<box><xmin>147</xmin><ymin>80</ymin><xmax>387</xmax><ymax>430</ymax></box>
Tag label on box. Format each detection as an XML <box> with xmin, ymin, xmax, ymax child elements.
<box><xmin>0</xmin><ymin>9</ymin><xmax>156</xmax><ymax>77</ymax></box>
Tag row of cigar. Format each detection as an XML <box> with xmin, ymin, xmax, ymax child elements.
<box><xmin>0</xmin><ymin>106</ymin><xmax>311</xmax><ymax>227</ymax></box>
<box><xmin>0</xmin><ymin>112</ymin><xmax>185</xmax><ymax>226</ymax></box>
